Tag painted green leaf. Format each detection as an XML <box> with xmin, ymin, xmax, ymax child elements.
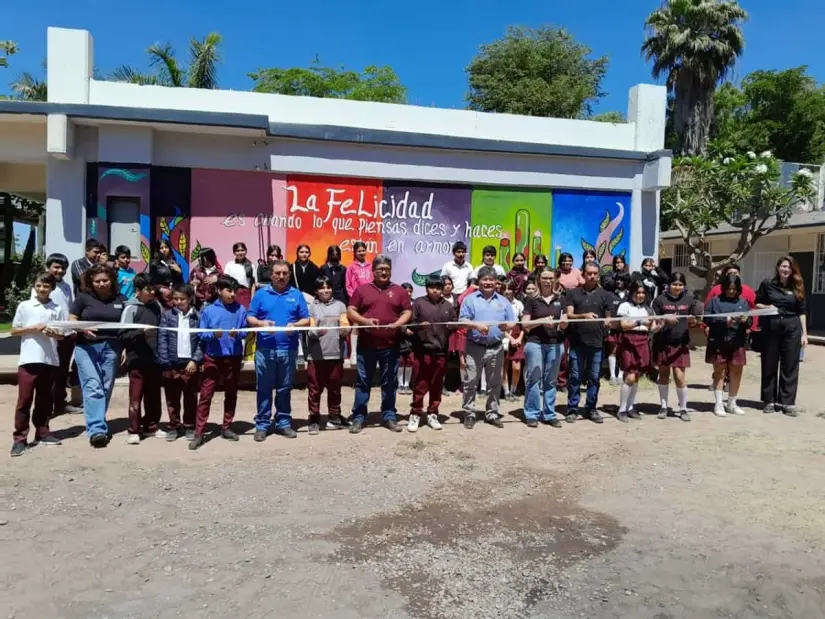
<box><xmin>597</xmin><ymin>241</ymin><xmax>607</xmax><ymax>261</ymax></box>
<box><xmin>599</xmin><ymin>211</ymin><xmax>611</xmax><ymax>232</ymax></box>
<box><xmin>412</xmin><ymin>268</ymin><xmax>441</xmax><ymax>287</ymax></box>
<box><xmin>608</xmin><ymin>226</ymin><xmax>624</xmax><ymax>253</ymax></box>
<box><xmin>140</xmin><ymin>242</ymin><xmax>151</xmax><ymax>265</ymax></box>
<box><xmin>580</xmin><ymin>239</ymin><xmax>596</xmax><ymax>253</ymax></box>
<box><xmin>191</xmin><ymin>241</ymin><xmax>202</xmax><ymax>261</ymax></box>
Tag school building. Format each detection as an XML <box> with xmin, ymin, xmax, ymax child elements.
<box><xmin>0</xmin><ymin>27</ymin><xmax>671</xmax><ymax>296</ymax></box>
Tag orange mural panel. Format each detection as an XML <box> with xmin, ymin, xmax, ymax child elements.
<box><xmin>285</xmin><ymin>176</ymin><xmax>384</xmax><ymax>265</ymax></box>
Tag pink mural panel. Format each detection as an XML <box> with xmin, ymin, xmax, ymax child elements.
<box><xmin>190</xmin><ymin>169</ymin><xmax>287</xmax><ymax>270</ymax></box>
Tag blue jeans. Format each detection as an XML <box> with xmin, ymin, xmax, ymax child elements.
<box><xmin>254</xmin><ymin>348</ymin><xmax>297</xmax><ymax>431</ymax></box>
<box><xmin>74</xmin><ymin>340</ymin><xmax>120</xmax><ymax>437</ymax></box>
<box><xmin>352</xmin><ymin>348</ymin><xmax>400</xmax><ymax>423</ymax></box>
<box><xmin>523</xmin><ymin>342</ymin><xmax>563</xmax><ymax>421</ymax></box>
<box><xmin>567</xmin><ymin>344</ymin><xmax>603</xmax><ymax>411</ymax></box>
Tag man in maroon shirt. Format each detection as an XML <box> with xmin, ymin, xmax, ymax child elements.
<box><xmin>347</xmin><ymin>255</ymin><xmax>413</xmax><ymax>434</ymax></box>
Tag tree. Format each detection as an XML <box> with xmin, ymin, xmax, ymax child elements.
<box><xmin>1</xmin><ymin>41</ymin><xmax>17</xmax><ymax>68</ymax></box>
<box><xmin>711</xmin><ymin>67</ymin><xmax>825</xmax><ymax>163</ymax></box>
<box><xmin>643</xmin><ymin>0</ymin><xmax>747</xmax><ymax>156</ymax></box>
<box><xmin>110</xmin><ymin>33</ymin><xmax>222</xmax><ymax>89</ymax></box>
<box><xmin>9</xmin><ymin>71</ymin><xmax>47</xmax><ymax>101</ymax></box>
<box><xmin>592</xmin><ymin>111</ymin><xmax>625</xmax><ymax>123</ymax></box>
<box><xmin>465</xmin><ymin>25</ymin><xmax>608</xmax><ymax>118</ymax></box>
<box><xmin>249</xmin><ymin>63</ymin><xmax>407</xmax><ymax>103</ymax></box>
<box><xmin>662</xmin><ymin>151</ymin><xmax>816</xmax><ymax>294</ymax></box>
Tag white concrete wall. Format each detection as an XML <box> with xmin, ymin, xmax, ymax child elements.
<box><xmin>0</xmin><ymin>163</ymin><xmax>46</xmax><ymax>194</ymax></box>
<box><xmin>45</xmin><ymin>157</ymin><xmax>86</xmax><ymax>259</ymax></box>
<box><xmin>0</xmin><ymin>120</ymin><xmax>47</xmax><ymax>163</ymax></box>
<box><xmin>98</xmin><ymin>125</ymin><xmax>153</xmax><ymax>163</ymax></box>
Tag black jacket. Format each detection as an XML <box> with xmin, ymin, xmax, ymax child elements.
<box><xmin>319</xmin><ymin>262</ymin><xmax>348</xmax><ymax>304</ymax></box>
<box><xmin>121</xmin><ymin>297</ymin><xmax>163</xmax><ymax>368</ymax></box>
<box><xmin>289</xmin><ymin>261</ymin><xmax>320</xmax><ymax>295</ymax></box>
<box><xmin>632</xmin><ymin>267</ymin><xmax>668</xmax><ymax>302</ymax></box>
<box><xmin>157</xmin><ymin>307</ymin><xmax>204</xmax><ymax>366</ymax></box>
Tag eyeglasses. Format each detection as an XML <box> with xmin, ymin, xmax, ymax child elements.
<box><xmin>374</xmin><ymin>267</ymin><xmax>390</xmax><ymax>273</ymax></box>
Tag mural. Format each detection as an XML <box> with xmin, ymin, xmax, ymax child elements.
<box><xmin>91</xmin><ymin>166</ymin><xmax>631</xmax><ymax>291</ymax></box>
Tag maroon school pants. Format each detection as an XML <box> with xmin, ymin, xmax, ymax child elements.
<box><xmin>128</xmin><ymin>364</ymin><xmax>162</xmax><ymax>435</ymax></box>
<box><xmin>14</xmin><ymin>363</ymin><xmax>55</xmax><ymax>444</ymax></box>
<box><xmin>307</xmin><ymin>360</ymin><xmax>343</xmax><ymax>421</ymax></box>
<box><xmin>411</xmin><ymin>352</ymin><xmax>447</xmax><ymax>415</ymax></box>
<box><xmin>52</xmin><ymin>336</ymin><xmax>75</xmax><ymax>414</ymax></box>
<box><xmin>163</xmin><ymin>366</ymin><xmax>200</xmax><ymax>430</ymax></box>
<box><xmin>196</xmin><ymin>355</ymin><xmax>242</xmax><ymax>436</ymax></box>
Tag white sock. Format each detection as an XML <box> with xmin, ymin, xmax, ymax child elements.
<box><xmin>658</xmin><ymin>384</ymin><xmax>669</xmax><ymax>409</ymax></box>
<box><xmin>628</xmin><ymin>384</ymin><xmax>639</xmax><ymax>410</ymax></box>
<box><xmin>677</xmin><ymin>387</ymin><xmax>689</xmax><ymax>411</ymax></box>
<box><xmin>619</xmin><ymin>383</ymin><xmax>632</xmax><ymax>412</ymax></box>
<box><xmin>481</xmin><ymin>373</ymin><xmax>487</xmax><ymax>392</ymax></box>
<box><xmin>397</xmin><ymin>367</ymin><xmax>405</xmax><ymax>387</ymax></box>
<box><xmin>618</xmin><ymin>370</ymin><xmax>624</xmax><ymax>382</ymax></box>
<box><xmin>728</xmin><ymin>397</ymin><xmax>738</xmax><ymax>409</ymax></box>
<box><xmin>608</xmin><ymin>355</ymin><xmax>617</xmax><ymax>379</ymax></box>
<box><xmin>714</xmin><ymin>390</ymin><xmax>724</xmax><ymax>407</ymax></box>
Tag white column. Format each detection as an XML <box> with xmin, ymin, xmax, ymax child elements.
<box><xmin>46</xmin><ymin>28</ymin><xmax>93</xmax><ymax>104</ymax></box>
<box><xmin>627</xmin><ymin>84</ymin><xmax>667</xmax><ymax>153</ymax></box>
<box><xmin>45</xmin><ymin>157</ymin><xmax>86</xmax><ymax>259</ymax></box>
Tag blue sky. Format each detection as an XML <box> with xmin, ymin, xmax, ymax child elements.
<box><xmin>5</xmin><ymin>0</ymin><xmax>824</xmax><ymax>114</ymax></box>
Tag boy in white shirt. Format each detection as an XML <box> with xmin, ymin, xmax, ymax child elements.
<box><xmin>12</xmin><ymin>272</ymin><xmax>67</xmax><ymax>456</ymax></box>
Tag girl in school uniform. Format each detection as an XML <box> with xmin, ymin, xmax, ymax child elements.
<box><xmin>652</xmin><ymin>272</ymin><xmax>699</xmax><ymax>421</ymax></box>
<box><xmin>441</xmin><ymin>275</ymin><xmax>461</xmax><ymax>394</ymax></box>
<box><xmin>502</xmin><ymin>279</ymin><xmax>525</xmax><ymax>401</ymax></box>
<box><xmin>397</xmin><ymin>283</ymin><xmax>415</xmax><ymax>394</ymax></box>
<box><xmin>605</xmin><ymin>271</ymin><xmax>630</xmax><ymax>385</ymax></box>
<box><xmin>704</xmin><ymin>272</ymin><xmax>752</xmax><ymax>417</ymax></box>
<box><xmin>615</xmin><ymin>280</ymin><xmax>661</xmax><ymax>422</ymax></box>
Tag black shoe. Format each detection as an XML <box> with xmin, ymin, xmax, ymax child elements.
<box><xmin>10</xmin><ymin>442</ymin><xmax>26</xmax><ymax>457</ymax></box>
<box><xmin>253</xmin><ymin>429</ymin><xmax>267</xmax><ymax>442</ymax></box>
<box><xmin>464</xmin><ymin>415</ymin><xmax>476</xmax><ymax>429</ymax></box>
<box><xmin>221</xmin><ymin>429</ymin><xmax>240</xmax><ymax>441</ymax></box>
<box><xmin>166</xmin><ymin>428</ymin><xmax>181</xmax><ymax>442</ymax></box>
<box><xmin>545</xmin><ymin>418</ymin><xmax>563</xmax><ymax>428</ymax></box>
<box><xmin>184</xmin><ymin>429</ymin><xmax>195</xmax><ymax>441</ymax></box>
<box><xmin>37</xmin><ymin>435</ymin><xmax>62</xmax><ymax>446</ymax></box>
<box><xmin>189</xmin><ymin>434</ymin><xmax>205</xmax><ymax>450</ymax></box>
<box><xmin>565</xmin><ymin>411</ymin><xmax>578</xmax><ymax>423</ymax></box>
<box><xmin>308</xmin><ymin>423</ymin><xmax>320</xmax><ymax>435</ymax></box>
<box><xmin>627</xmin><ymin>409</ymin><xmax>641</xmax><ymax>420</ymax></box>
<box><xmin>274</xmin><ymin>427</ymin><xmax>298</xmax><ymax>439</ymax></box>
<box><xmin>90</xmin><ymin>433</ymin><xmax>108</xmax><ymax>448</ymax></box>
<box><xmin>657</xmin><ymin>408</ymin><xmax>668</xmax><ymax>420</ymax></box>
<box><xmin>349</xmin><ymin>419</ymin><xmax>364</xmax><ymax>434</ymax></box>
<box><xmin>525</xmin><ymin>419</ymin><xmax>539</xmax><ymax>428</ymax></box>
<box><xmin>486</xmin><ymin>416</ymin><xmax>504</xmax><ymax>428</ymax></box>
<box><xmin>617</xmin><ymin>411</ymin><xmax>629</xmax><ymax>423</ymax></box>
<box><xmin>384</xmin><ymin>420</ymin><xmax>403</xmax><ymax>433</ymax></box>
<box><xmin>589</xmin><ymin>409</ymin><xmax>604</xmax><ymax>424</ymax></box>
<box><xmin>763</xmin><ymin>403</ymin><xmax>776</xmax><ymax>414</ymax></box>
<box><xmin>325</xmin><ymin>415</ymin><xmax>349</xmax><ymax>430</ymax></box>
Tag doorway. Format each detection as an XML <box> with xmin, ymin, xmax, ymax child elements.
<box><xmin>107</xmin><ymin>197</ymin><xmax>140</xmax><ymax>259</ymax></box>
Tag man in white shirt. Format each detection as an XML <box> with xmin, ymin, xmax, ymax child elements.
<box><xmin>11</xmin><ymin>272</ymin><xmax>67</xmax><ymax>456</ymax></box>
<box><xmin>470</xmin><ymin>244</ymin><xmax>506</xmax><ymax>279</ymax></box>
<box><xmin>440</xmin><ymin>241</ymin><xmax>473</xmax><ymax>295</ymax></box>
<box><xmin>32</xmin><ymin>253</ymin><xmax>76</xmax><ymax>415</ymax></box>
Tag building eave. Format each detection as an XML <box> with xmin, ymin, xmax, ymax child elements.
<box><xmin>660</xmin><ymin>210</ymin><xmax>825</xmax><ymax>241</ymax></box>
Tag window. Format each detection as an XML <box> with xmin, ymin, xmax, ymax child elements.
<box><xmin>814</xmin><ymin>233</ymin><xmax>825</xmax><ymax>294</ymax></box>
<box><xmin>750</xmin><ymin>251</ymin><xmax>788</xmax><ymax>290</ymax></box>
<box><xmin>673</xmin><ymin>242</ymin><xmax>709</xmax><ymax>269</ymax></box>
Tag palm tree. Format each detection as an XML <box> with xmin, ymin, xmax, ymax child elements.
<box><xmin>642</xmin><ymin>0</ymin><xmax>747</xmax><ymax>155</ymax></box>
<box><xmin>110</xmin><ymin>33</ymin><xmax>222</xmax><ymax>89</ymax></box>
<box><xmin>10</xmin><ymin>72</ymin><xmax>47</xmax><ymax>101</ymax></box>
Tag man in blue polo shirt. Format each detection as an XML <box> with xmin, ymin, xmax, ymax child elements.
<box><xmin>459</xmin><ymin>265</ymin><xmax>515</xmax><ymax>429</ymax></box>
<box><xmin>247</xmin><ymin>259</ymin><xmax>311</xmax><ymax>440</ymax></box>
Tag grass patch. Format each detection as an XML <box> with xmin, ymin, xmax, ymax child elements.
<box><xmin>0</xmin><ymin>323</ymin><xmax>12</xmax><ymax>334</ymax></box>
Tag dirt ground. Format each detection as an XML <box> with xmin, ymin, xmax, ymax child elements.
<box><xmin>2</xmin><ymin>348</ymin><xmax>825</xmax><ymax>619</ymax></box>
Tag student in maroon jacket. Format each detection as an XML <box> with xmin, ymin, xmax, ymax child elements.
<box><xmin>407</xmin><ymin>274</ymin><xmax>456</xmax><ymax>433</ymax></box>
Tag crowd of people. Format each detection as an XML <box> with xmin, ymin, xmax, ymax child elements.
<box><xmin>10</xmin><ymin>237</ymin><xmax>808</xmax><ymax>456</ymax></box>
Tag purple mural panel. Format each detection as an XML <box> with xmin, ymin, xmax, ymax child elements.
<box><xmin>382</xmin><ymin>183</ymin><xmax>471</xmax><ymax>292</ymax></box>
<box><xmin>96</xmin><ymin>167</ymin><xmax>152</xmax><ymax>272</ymax></box>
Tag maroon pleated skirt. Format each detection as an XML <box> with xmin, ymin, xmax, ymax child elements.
<box><xmin>655</xmin><ymin>343</ymin><xmax>691</xmax><ymax>368</ymax></box>
<box><xmin>705</xmin><ymin>342</ymin><xmax>747</xmax><ymax>366</ymax></box>
<box><xmin>449</xmin><ymin>330</ymin><xmax>467</xmax><ymax>354</ymax></box>
<box><xmin>235</xmin><ymin>287</ymin><xmax>252</xmax><ymax>309</ymax></box>
<box><xmin>618</xmin><ymin>332</ymin><xmax>652</xmax><ymax>374</ymax></box>
<box><xmin>399</xmin><ymin>352</ymin><xmax>413</xmax><ymax>368</ymax></box>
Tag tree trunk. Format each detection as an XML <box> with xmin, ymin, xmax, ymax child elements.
<box><xmin>673</xmin><ymin>72</ymin><xmax>714</xmax><ymax>156</ymax></box>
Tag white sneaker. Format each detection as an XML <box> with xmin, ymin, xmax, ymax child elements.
<box><xmin>426</xmin><ymin>414</ymin><xmax>443</xmax><ymax>430</ymax></box>
<box><xmin>126</xmin><ymin>434</ymin><xmax>141</xmax><ymax>445</ymax></box>
<box><xmin>713</xmin><ymin>404</ymin><xmax>727</xmax><ymax>417</ymax></box>
<box><xmin>407</xmin><ymin>414</ymin><xmax>420</xmax><ymax>433</ymax></box>
<box><xmin>152</xmin><ymin>429</ymin><xmax>167</xmax><ymax>439</ymax></box>
<box><xmin>727</xmin><ymin>403</ymin><xmax>745</xmax><ymax>416</ymax></box>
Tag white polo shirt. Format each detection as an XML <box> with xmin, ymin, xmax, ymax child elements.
<box><xmin>31</xmin><ymin>279</ymin><xmax>73</xmax><ymax>318</ymax></box>
<box><xmin>12</xmin><ymin>298</ymin><xmax>66</xmax><ymax>367</ymax></box>
<box><xmin>617</xmin><ymin>301</ymin><xmax>653</xmax><ymax>332</ymax></box>
<box><xmin>440</xmin><ymin>260</ymin><xmax>474</xmax><ymax>294</ymax></box>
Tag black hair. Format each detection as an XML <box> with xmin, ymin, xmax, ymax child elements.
<box><xmin>629</xmin><ymin>279</ymin><xmax>649</xmax><ymax>304</ymax></box>
<box><xmin>719</xmin><ymin>272</ymin><xmax>743</xmax><ymax>296</ymax></box>
<box><xmin>440</xmin><ymin>274</ymin><xmax>453</xmax><ymax>287</ymax></box>
<box><xmin>80</xmin><ymin>264</ymin><xmax>120</xmax><ymax>296</ymax></box>
<box><xmin>232</xmin><ymin>241</ymin><xmax>254</xmax><ymax>282</ymax></box>
<box><xmin>327</xmin><ymin>245</ymin><xmax>342</xmax><ymax>263</ymax></box>
<box><xmin>668</xmin><ymin>271</ymin><xmax>687</xmax><ymax>285</ymax></box>
<box><xmin>115</xmin><ymin>245</ymin><xmax>131</xmax><ymax>259</ymax></box>
<box><xmin>172</xmin><ymin>283</ymin><xmax>194</xmax><ymax>298</ymax></box>
<box><xmin>503</xmin><ymin>278</ymin><xmax>517</xmax><ymax>292</ymax></box>
<box><xmin>612</xmin><ymin>255</ymin><xmax>627</xmax><ymax>271</ymax></box>
<box><xmin>582</xmin><ymin>261</ymin><xmax>600</xmax><ymax>274</ymax></box>
<box><xmin>215</xmin><ymin>275</ymin><xmax>238</xmax><ymax>291</ymax></box>
<box><xmin>723</xmin><ymin>263</ymin><xmax>741</xmax><ymax>276</ymax></box>
<box><xmin>353</xmin><ymin>241</ymin><xmax>367</xmax><ymax>253</ymax></box>
<box><xmin>582</xmin><ymin>249</ymin><xmax>597</xmax><ymax>265</ymax></box>
<box><xmin>558</xmin><ymin>252</ymin><xmax>573</xmax><ymax>265</ymax></box>
<box><xmin>614</xmin><ymin>272</ymin><xmax>631</xmax><ymax>290</ymax></box>
<box><xmin>497</xmin><ymin>274</ymin><xmax>507</xmax><ymax>283</ymax></box>
<box><xmin>198</xmin><ymin>247</ymin><xmax>217</xmax><ymax>268</ymax></box>
<box><xmin>34</xmin><ymin>272</ymin><xmax>57</xmax><ymax>289</ymax></box>
<box><xmin>482</xmin><ymin>245</ymin><xmax>497</xmax><ymax>257</ymax></box>
<box><xmin>452</xmin><ymin>241</ymin><xmax>467</xmax><ymax>253</ymax></box>
<box><xmin>133</xmin><ymin>273</ymin><xmax>152</xmax><ymax>291</ymax></box>
<box><xmin>512</xmin><ymin>252</ymin><xmax>527</xmax><ymax>265</ymax></box>
<box><xmin>266</xmin><ymin>244</ymin><xmax>283</xmax><ymax>260</ymax></box>
<box><xmin>295</xmin><ymin>244</ymin><xmax>311</xmax><ymax>259</ymax></box>
<box><xmin>45</xmin><ymin>253</ymin><xmax>69</xmax><ymax>269</ymax></box>
<box><xmin>98</xmin><ymin>244</ymin><xmax>109</xmax><ymax>254</ymax></box>
<box><xmin>425</xmin><ymin>274</ymin><xmax>444</xmax><ymax>289</ymax></box>
<box><xmin>151</xmin><ymin>240</ymin><xmax>172</xmax><ymax>264</ymax></box>
<box><xmin>401</xmin><ymin>282</ymin><xmax>414</xmax><ymax>292</ymax></box>
<box><xmin>314</xmin><ymin>275</ymin><xmax>332</xmax><ymax>291</ymax></box>
<box><xmin>85</xmin><ymin>238</ymin><xmax>101</xmax><ymax>252</ymax></box>
<box><xmin>641</xmin><ymin>257</ymin><xmax>656</xmax><ymax>269</ymax></box>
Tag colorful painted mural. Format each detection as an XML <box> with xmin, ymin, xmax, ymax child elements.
<box><xmin>91</xmin><ymin>165</ymin><xmax>631</xmax><ymax>291</ymax></box>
